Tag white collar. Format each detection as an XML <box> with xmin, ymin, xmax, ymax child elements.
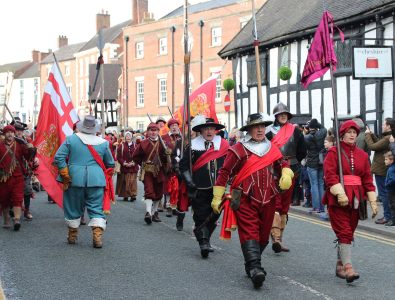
<box><xmin>191</xmin><ymin>135</ymin><xmax>221</xmax><ymax>151</ymax></box>
<box><xmin>149</xmin><ymin>136</ymin><xmax>159</xmax><ymax>141</ymax></box>
<box><xmin>76</xmin><ymin>132</ymin><xmax>107</xmax><ymax>145</ymax></box>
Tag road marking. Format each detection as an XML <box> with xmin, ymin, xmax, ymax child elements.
<box><xmin>289</xmin><ymin>213</ymin><xmax>395</xmax><ymax>246</ymax></box>
<box><xmin>277</xmin><ymin>276</ymin><xmax>333</xmax><ymax>300</ymax></box>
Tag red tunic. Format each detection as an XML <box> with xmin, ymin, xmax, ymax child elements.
<box><xmin>116</xmin><ymin>142</ymin><xmax>139</xmax><ymax>174</ymax></box>
<box><xmin>323</xmin><ymin>141</ymin><xmax>375</xmax><ymax>244</ymax></box>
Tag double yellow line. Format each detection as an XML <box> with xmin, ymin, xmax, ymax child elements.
<box><xmin>289</xmin><ymin>212</ymin><xmax>395</xmax><ymax>247</ymax></box>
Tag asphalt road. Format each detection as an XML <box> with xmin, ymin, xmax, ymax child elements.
<box><xmin>1</xmin><ymin>187</ymin><xmax>395</xmax><ymax>300</ymax></box>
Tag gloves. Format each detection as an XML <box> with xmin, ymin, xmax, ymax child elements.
<box><xmin>59</xmin><ymin>167</ymin><xmax>71</xmax><ymax>191</ymax></box>
<box><xmin>182</xmin><ymin>171</ymin><xmax>196</xmax><ymax>190</ymax></box>
<box><xmin>366</xmin><ymin>191</ymin><xmax>378</xmax><ymax>219</ymax></box>
<box><xmin>211</xmin><ymin>186</ymin><xmax>225</xmax><ymax>214</ymax></box>
<box><xmin>279</xmin><ymin>167</ymin><xmax>294</xmax><ymax>190</ymax></box>
<box><xmin>330</xmin><ymin>183</ymin><xmax>349</xmax><ymax>206</ymax></box>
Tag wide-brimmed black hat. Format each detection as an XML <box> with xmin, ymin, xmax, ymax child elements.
<box><xmin>10</xmin><ymin>120</ymin><xmax>27</xmax><ymax>131</ymax></box>
<box><xmin>192</xmin><ymin>117</ymin><xmax>225</xmax><ymax>132</ymax></box>
<box><xmin>240</xmin><ymin>113</ymin><xmax>273</xmax><ymax>131</ymax></box>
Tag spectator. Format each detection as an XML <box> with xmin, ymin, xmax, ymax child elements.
<box><xmin>384</xmin><ymin>151</ymin><xmax>395</xmax><ymax>226</ymax></box>
<box><xmin>352</xmin><ymin>118</ymin><xmax>371</xmax><ymax>158</ymax></box>
<box><xmin>365</xmin><ymin>118</ymin><xmax>394</xmax><ymax>224</ymax></box>
<box><xmin>304</xmin><ymin>118</ymin><xmax>327</xmax><ymax>213</ymax></box>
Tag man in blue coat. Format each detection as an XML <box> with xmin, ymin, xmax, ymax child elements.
<box><xmin>54</xmin><ymin>115</ymin><xmax>114</xmax><ymax>248</ymax></box>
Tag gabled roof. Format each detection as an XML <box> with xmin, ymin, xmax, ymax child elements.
<box><xmin>17</xmin><ymin>62</ymin><xmax>40</xmax><ymax>79</ymax></box>
<box><xmin>0</xmin><ymin>61</ymin><xmax>31</xmax><ymax>73</ymax></box>
<box><xmin>219</xmin><ymin>0</ymin><xmax>395</xmax><ymax>58</ymax></box>
<box><xmin>80</xmin><ymin>19</ymin><xmax>132</xmax><ymax>52</ymax></box>
<box><xmin>41</xmin><ymin>43</ymin><xmax>85</xmax><ymax>64</ymax></box>
<box><xmin>161</xmin><ymin>0</ymin><xmax>239</xmax><ymax>19</ymax></box>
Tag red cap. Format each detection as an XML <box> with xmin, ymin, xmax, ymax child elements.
<box><xmin>339</xmin><ymin>120</ymin><xmax>360</xmax><ymax>137</ymax></box>
<box><xmin>2</xmin><ymin>125</ymin><xmax>16</xmax><ymax>134</ymax></box>
<box><xmin>147</xmin><ymin>122</ymin><xmax>160</xmax><ymax>130</ymax></box>
<box><xmin>167</xmin><ymin>118</ymin><xmax>179</xmax><ymax>127</ymax></box>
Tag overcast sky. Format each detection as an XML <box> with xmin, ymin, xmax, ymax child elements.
<box><xmin>0</xmin><ymin>0</ymin><xmax>206</xmax><ymax>65</ymax></box>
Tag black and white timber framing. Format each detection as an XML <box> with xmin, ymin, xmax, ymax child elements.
<box><xmin>219</xmin><ymin>0</ymin><xmax>395</xmax><ymax>133</ymax></box>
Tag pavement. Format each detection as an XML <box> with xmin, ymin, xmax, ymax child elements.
<box><xmin>289</xmin><ymin>201</ymin><xmax>395</xmax><ymax>239</ymax></box>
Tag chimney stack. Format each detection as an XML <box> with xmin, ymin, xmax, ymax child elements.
<box><xmin>58</xmin><ymin>35</ymin><xmax>68</xmax><ymax>48</ymax></box>
<box><xmin>96</xmin><ymin>10</ymin><xmax>111</xmax><ymax>32</ymax></box>
<box><xmin>132</xmin><ymin>0</ymin><xmax>149</xmax><ymax>25</ymax></box>
<box><xmin>32</xmin><ymin>50</ymin><xmax>50</xmax><ymax>63</ymax></box>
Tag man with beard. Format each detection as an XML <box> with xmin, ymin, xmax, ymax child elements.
<box><xmin>179</xmin><ymin>116</ymin><xmax>228</xmax><ymax>258</ymax></box>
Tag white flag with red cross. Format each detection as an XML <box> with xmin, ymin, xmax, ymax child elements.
<box><xmin>33</xmin><ymin>62</ymin><xmax>79</xmax><ymax>207</ymax></box>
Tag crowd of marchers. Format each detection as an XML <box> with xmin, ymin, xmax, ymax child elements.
<box><xmin>1</xmin><ymin>103</ymin><xmax>395</xmax><ymax>289</ymax></box>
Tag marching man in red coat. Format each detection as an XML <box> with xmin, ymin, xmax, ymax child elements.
<box><xmin>266</xmin><ymin>102</ymin><xmax>306</xmax><ymax>252</ymax></box>
<box><xmin>323</xmin><ymin>120</ymin><xmax>378</xmax><ymax>283</ymax></box>
<box><xmin>161</xmin><ymin>118</ymin><xmax>182</xmax><ymax>217</ymax></box>
<box><xmin>212</xmin><ymin>113</ymin><xmax>294</xmax><ymax>288</ymax></box>
<box><xmin>0</xmin><ymin>125</ymin><xmax>36</xmax><ymax>231</ymax></box>
<box><xmin>132</xmin><ymin>123</ymin><xmax>170</xmax><ymax>224</ymax></box>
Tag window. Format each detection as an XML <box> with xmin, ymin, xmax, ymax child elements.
<box><xmin>211</xmin><ymin>27</ymin><xmax>222</xmax><ymax>46</ymax></box>
<box><xmin>136</xmin><ymin>81</ymin><xmax>144</xmax><ymax>107</ymax></box>
<box><xmin>334</xmin><ymin>38</ymin><xmax>357</xmax><ymax>71</ymax></box>
<box><xmin>20</xmin><ymin>80</ymin><xmax>24</xmax><ymax>108</ymax></box>
<box><xmin>67</xmin><ymin>85</ymin><xmax>72</xmax><ymax>96</ymax></box>
<box><xmin>21</xmin><ymin>113</ymin><xmax>26</xmax><ymax>123</ymax></box>
<box><xmin>159</xmin><ymin>37</ymin><xmax>167</xmax><ymax>55</ymax></box>
<box><xmin>159</xmin><ymin>79</ymin><xmax>167</xmax><ymax>105</ymax></box>
<box><xmin>136</xmin><ymin>42</ymin><xmax>144</xmax><ymax>59</ymax></box>
<box><xmin>136</xmin><ymin>122</ymin><xmax>145</xmax><ymax>132</ymax></box>
<box><xmin>65</xmin><ymin>65</ymin><xmax>70</xmax><ymax>76</ymax></box>
<box><xmin>280</xmin><ymin>46</ymin><xmax>289</xmax><ymax>67</ymax></box>
<box><xmin>214</xmin><ymin>74</ymin><xmax>221</xmax><ymax>102</ymax></box>
<box><xmin>247</xmin><ymin>54</ymin><xmax>267</xmax><ymax>86</ymax></box>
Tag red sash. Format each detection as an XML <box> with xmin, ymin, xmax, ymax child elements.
<box><xmin>192</xmin><ymin>139</ymin><xmax>229</xmax><ymax>172</ymax></box>
<box><xmin>86</xmin><ymin>145</ymin><xmax>115</xmax><ymax>214</ymax></box>
<box><xmin>344</xmin><ymin>175</ymin><xmax>362</xmax><ymax>186</ymax></box>
<box><xmin>231</xmin><ymin>145</ymin><xmax>283</xmax><ymax>188</ymax></box>
<box><xmin>271</xmin><ymin>123</ymin><xmax>295</xmax><ymax>148</ymax></box>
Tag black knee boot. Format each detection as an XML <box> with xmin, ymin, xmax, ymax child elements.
<box><xmin>241</xmin><ymin>240</ymin><xmax>266</xmax><ymax>288</ymax></box>
<box><xmin>194</xmin><ymin>226</ymin><xmax>210</xmax><ymax>258</ymax></box>
<box><xmin>176</xmin><ymin>212</ymin><xmax>185</xmax><ymax>231</ymax></box>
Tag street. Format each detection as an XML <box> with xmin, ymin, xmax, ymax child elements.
<box><xmin>1</xmin><ymin>188</ymin><xmax>394</xmax><ymax>300</ymax></box>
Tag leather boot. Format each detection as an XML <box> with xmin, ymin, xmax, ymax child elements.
<box><xmin>67</xmin><ymin>227</ymin><xmax>78</xmax><ymax>244</ymax></box>
<box><xmin>194</xmin><ymin>226</ymin><xmax>210</xmax><ymax>258</ymax></box>
<box><xmin>92</xmin><ymin>226</ymin><xmax>104</xmax><ymax>248</ymax></box>
<box><xmin>344</xmin><ymin>263</ymin><xmax>359</xmax><ymax>283</ymax></box>
<box><xmin>176</xmin><ymin>212</ymin><xmax>185</xmax><ymax>231</ymax></box>
<box><xmin>12</xmin><ymin>207</ymin><xmax>22</xmax><ymax>231</ymax></box>
<box><xmin>335</xmin><ymin>260</ymin><xmax>346</xmax><ymax>279</ymax></box>
<box><xmin>279</xmin><ymin>214</ymin><xmax>290</xmax><ymax>252</ymax></box>
<box><xmin>271</xmin><ymin>213</ymin><xmax>282</xmax><ymax>253</ymax></box>
<box><xmin>207</xmin><ymin>221</ymin><xmax>217</xmax><ymax>253</ymax></box>
<box><xmin>144</xmin><ymin>212</ymin><xmax>152</xmax><ymax>225</ymax></box>
<box><xmin>241</xmin><ymin>240</ymin><xmax>266</xmax><ymax>288</ymax></box>
<box><xmin>152</xmin><ymin>212</ymin><xmax>162</xmax><ymax>222</ymax></box>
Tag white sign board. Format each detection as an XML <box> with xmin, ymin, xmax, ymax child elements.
<box><xmin>352</xmin><ymin>46</ymin><xmax>393</xmax><ymax>79</ymax></box>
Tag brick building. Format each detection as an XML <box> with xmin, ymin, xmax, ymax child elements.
<box><xmin>122</xmin><ymin>0</ymin><xmax>266</xmax><ymax>132</ymax></box>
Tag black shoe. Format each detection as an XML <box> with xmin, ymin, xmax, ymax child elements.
<box><xmin>200</xmin><ymin>242</ymin><xmax>210</xmax><ymax>258</ymax></box>
<box><xmin>250</xmin><ymin>268</ymin><xmax>266</xmax><ymax>288</ymax></box>
<box><xmin>172</xmin><ymin>209</ymin><xmax>178</xmax><ymax>216</ymax></box>
<box><xmin>13</xmin><ymin>219</ymin><xmax>21</xmax><ymax>231</ymax></box>
<box><xmin>152</xmin><ymin>212</ymin><xmax>162</xmax><ymax>222</ymax></box>
<box><xmin>166</xmin><ymin>207</ymin><xmax>173</xmax><ymax>218</ymax></box>
<box><xmin>144</xmin><ymin>213</ymin><xmax>152</xmax><ymax>225</ymax></box>
<box><xmin>176</xmin><ymin>213</ymin><xmax>185</xmax><ymax>231</ymax></box>
<box><xmin>123</xmin><ymin>197</ymin><xmax>129</xmax><ymax>202</ymax></box>
<box><xmin>375</xmin><ymin>217</ymin><xmax>388</xmax><ymax>225</ymax></box>
<box><xmin>385</xmin><ymin>220</ymin><xmax>395</xmax><ymax>226</ymax></box>
<box><xmin>130</xmin><ymin>197</ymin><xmax>136</xmax><ymax>202</ymax></box>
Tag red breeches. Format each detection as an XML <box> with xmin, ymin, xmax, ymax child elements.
<box><xmin>235</xmin><ymin>195</ymin><xmax>276</xmax><ymax>244</ymax></box>
<box><xmin>328</xmin><ymin>205</ymin><xmax>359</xmax><ymax>244</ymax></box>
<box><xmin>167</xmin><ymin>175</ymin><xmax>179</xmax><ymax>208</ymax></box>
<box><xmin>143</xmin><ymin>173</ymin><xmax>164</xmax><ymax>201</ymax></box>
<box><xmin>275</xmin><ymin>177</ymin><xmax>296</xmax><ymax>214</ymax></box>
<box><xmin>0</xmin><ymin>175</ymin><xmax>24</xmax><ymax>209</ymax></box>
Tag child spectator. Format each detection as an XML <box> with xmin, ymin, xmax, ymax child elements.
<box><xmin>384</xmin><ymin>151</ymin><xmax>395</xmax><ymax>226</ymax></box>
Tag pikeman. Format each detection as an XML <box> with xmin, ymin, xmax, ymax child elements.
<box><xmin>266</xmin><ymin>102</ymin><xmax>306</xmax><ymax>252</ymax></box>
<box><xmin>0</xmin><ymin>125</ymin><xmax>36</xmax><ymax>231</ymax></box>
<box><xmin>211</xmin><ymin>113</ymin><xmax>294</xmax><ymax>288</ymax></box>
<box><xmin>161</xmin><ymin>118</ymin><xmax>182</xmax><ymax>217</ymax></box>
<box><xmin>132</xmin><ymin>122</ymin><xmax>171</xmax><ymax>224</ymax></box>
<box><xmin>179</xmin><ymin>116</ymin><xmax>229</xmax><ymax>258</ymax></box>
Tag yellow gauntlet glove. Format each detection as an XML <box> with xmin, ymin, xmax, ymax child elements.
<box><xmin>59</xmin><ymin>167</ymin><xmax>71</xmax><ymax>191</ymax></box>
<box><xmin>279</xmin><ymin>167</ymin><xmax>294</xmax><ymax>190</ymax></box>
<box><xmin>366</xmin><ymin>191</ymin><xmax>378</xmax><ymax>219</ymax></box>
<box><xmin>211</xmin><ymin>186</ymin><xmax>225</xmax><ymax>214</ymax></box>
<box><xmin>330</xmin><ymin>183</ymin><xmax>348</xmax><ymax>206</ymax></box>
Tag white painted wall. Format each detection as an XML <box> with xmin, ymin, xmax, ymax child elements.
<box><xmin>269</xmin><ymin>48</ymin><xmax>278</xmax><ymax>88</ymax></box>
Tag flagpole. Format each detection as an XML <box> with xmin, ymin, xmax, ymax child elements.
<box><xmin>251</xmin><ymin>0</ymin><xmax>263</xmax><ymax>113</ymax></box>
